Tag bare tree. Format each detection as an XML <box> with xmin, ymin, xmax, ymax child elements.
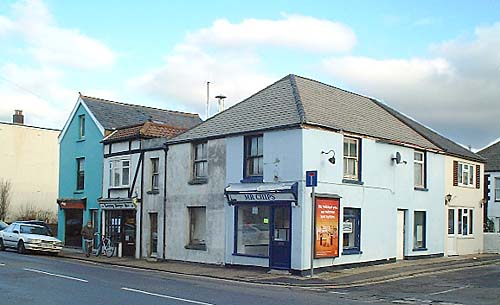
<box><xmin>0</xmin><ymin>179</ymin><xmax>12</xmax><ymax>221</ymax></box>
<box><xmin>16</xmin><ymin>202</ymin><xmax>57</xmax><ymax>224</ymax></box>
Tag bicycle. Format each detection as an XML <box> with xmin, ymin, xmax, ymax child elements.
<box><xmin>94</xmin><ymin>232</ymin><xmax>115</xmax><ymax>258</ymax></box>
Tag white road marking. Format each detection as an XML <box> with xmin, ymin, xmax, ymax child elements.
<box><xmin>429</xmin><ymin>285</ymin><xmax>469</xmax><ymax>296</ymax></box>
<box><xmin>0</xmin><ymin>263</ymin><xmax>5</xmax><ymax>266</ymax></box>
<box><xmin>328</xmin><ymin>290</ymin><xmax>348</xmax><ymax>295</ymax></box>
<box><xmin>121</xmin><ymin>287</ymin><xmax>214</xmax><ymax>305</ymax></box>
<box><xmin>23</xmin><ymin>268</ymin><xmax>88</xmax><ymax>283</ymax></box>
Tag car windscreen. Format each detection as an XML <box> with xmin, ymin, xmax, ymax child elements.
<box><xmin>0</xmin><ymin>222</ymin><xmax>7</xmax><ymax>230</ymax></box>
<box><xmin>20</xmin><ymin>225</ymin><xmax>50</xmax><ymax>236</ymax></box>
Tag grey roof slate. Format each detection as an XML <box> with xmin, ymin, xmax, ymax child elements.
<box><xmin>169</xmin><ymin>75</ymin><xmax>481</xmax><ymax>162</ymax></box>
<box><xmin>478</xmin><ymin>140</ymin><xmax>500</xmax><ymax>171</ymax></box>
<box><xmin>81</xmin><ymin>95</ymin><xmax>202</xmax><ymax>130</ymax></box>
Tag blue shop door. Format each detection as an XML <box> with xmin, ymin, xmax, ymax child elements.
<box><xmin>270</xmin><ymin>205</ymin><xmax>291</xmax><ymax>270</ymax></box>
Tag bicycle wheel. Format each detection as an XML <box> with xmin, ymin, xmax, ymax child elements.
<box><xmin>105</xmin><ymin>244</ymin><xmax>115</xmax><ymax>258</ymax></box>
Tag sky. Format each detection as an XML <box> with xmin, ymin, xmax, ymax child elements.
<box><xmin>0</xmin><ymin>0</ymin><xmax>499</xmax><ymax>149</ymax></box>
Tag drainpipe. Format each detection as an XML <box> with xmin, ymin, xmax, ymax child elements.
<box><xmin>162</xmin><ymin>142</ymin><xmax>168</xmax><ymax>260</ymax></box>
<box><xmin>139</xmin><ymin>145</ymin><xmax>145</xmax><ymax>259</ymax></box>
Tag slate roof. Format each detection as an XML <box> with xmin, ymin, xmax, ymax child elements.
<box><xmin>80</xmin><ymin>95</ymin><xmax>202</xmax><ymax>130</ymax></box>
<box><xmin>478</xmin><ymin>140</ymin><xmax>500</xmax><ymax>171</ymax></box>
<box><xmin>169</xmin><ymin>74</ymin><xmax>483</xmax><ymax>162</ymax></box>
<box><xmin>103</xmin><ymin>121</ymin><xmax>187</xmax><ymax>143</ymax></box>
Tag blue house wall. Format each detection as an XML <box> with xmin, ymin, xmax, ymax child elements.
<box><xmin>58</xmin><ymin>102</ymin><xmax>103</xmax><ymax>244</ymax></box>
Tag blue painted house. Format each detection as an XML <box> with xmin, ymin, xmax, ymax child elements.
<box><xmin>57</xmin><ymin>94</ymin><xmax>201</xmax><ymax>248</ymax></box>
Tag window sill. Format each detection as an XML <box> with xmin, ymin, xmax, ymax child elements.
<box><xmin>456</xmin><ymin>184</ymin><xmax>476</xmax><ymax>189</ymax></box>
<box><xmin>232</xmin><ymin>253</ymin><xmax>269</xmax><ymax>259</ymax></box>
<box><xmin>76</xmin><ymin>138</ymin><xmax>86</xmax><ymax>142</ymax></box>
<box><xmin>185</xmin><ymin>244</ymin><xmax>207</xmax><ymax>251</ymax></box>
<box><xmin>457</xmin><ymin>235</ymin><xmax>475</xmax><ymax>239</ymax></box>
<box><xmin>188</xmin><ymin>178</ymin><xmax>208</xmax><ymax>185</ymax></box>
<box><xmin>412</xmin><ymin>247</ymin><xmax>428</xmax><ymax>252</ymax></box>
<box><xmin>342</xmin><ymin>249</ymin><xmax>362</xmax><ymax>255</ymax></box>
<box><xmin>74</xmin><ymin>190</ymin><xmax>84</xmax><ymax>194</ymax></box>
<box><xmin>240</xmin><ymin>176</ymin><xmax>263</xmax><ymax>183</ymax></box>
<box><xmin>109</xmin><ymin>187</ymin><xmax>129</xmax><ymax>190</ymax></box>
<box><xmin>342</xmin><ymin>179</ymin><xmax>364</xmax><ymax>185</ymax></box>
<box><xmin>146</xmin><ymin>190</ymin><xmax>160</xmax><ymax>195</ymax></box>
<box><xmin>414</xmin><ymin>187</ymin><xmax>429</xmax><ymax>192</ymax></box>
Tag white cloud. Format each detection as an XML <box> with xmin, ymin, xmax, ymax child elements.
<box><xmin>322</xmin><ymin>22</ymin><xmax>500</xmax><ymax>147</ymax></box>
<box><xmin>130</xmin><ymin>14</ymin><xmax>355</xmax><ymax>117</ymax></box>
<box><xmin>2</xmin><ymin>0</ymin><xmax>116</xmax><ymax>69</ymax></box>
<box><xmin>186</xmin><ymin>15</ymin><xmax>356</xmax><ymax>53</ymax></box>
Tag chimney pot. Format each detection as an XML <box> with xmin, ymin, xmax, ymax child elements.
<box><xmin>13</xmin><ymin>109</ymin><xmax>24</xmax><ymax>125</ymax></box>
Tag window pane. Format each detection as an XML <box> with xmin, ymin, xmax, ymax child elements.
<box><xmin>463</xmin><ymin>213</ymin><xmax>468</xmax><ymax>235</ymax></box>
<box><xmin>114</xmin><ymin>168</ymin><xmax>120</xmax><ymax>187</ymax></box>
<box><xmin>257</xmin><ymin>136</ymin><xmax>263</xmax><ymax>155</ymax></box>
<box><xmin>448</xmin><ymin>209</ymin><xmax>455</xmax><ymax>234</ymax></box>
<box><xmin>237</xmin><ymin>206</ymin><xmax>270</xmax><ymax>256</ymax></box>
<box><xmin>189</xmin><ymin>207</ymin><xmax>206</xmax><ymax>246</ymax></box>
<box><xmin>250</xmin><ymin>137</ymin><xmax>258</xmax><ymax>156</ymax></box>
<box><xmin>463</xmin><ymin>170</ymin><xmax>468</xmax><ymax>185</ymax></box>
<box><xmin>343</xmin><ymin>158</ymin><xmax>348</xmax><ymax>176</ymax></box>
<box><xmin>122</xmin><ymin>167</ymin><xmax>129</xmax><ymax>185</ymax></box>
<box><xmin>343</xmin><ymin>141</ymin><xmax>348</xmax><ymax>156</ymax></box>
<box><xmin>469</xmin><ymin>165</ymin><xmax>474</xmax><ymax>185</ymax></box>
<box><xmin>458</xmin><ymin>209</ymin><xmax>463</xmax><ymax>234</ymax></box>
<box><xmin>349</xmin><ymin>141</ymin><xmax>357</xmax><ymax>158</ymax></box>
<box><xmin>415</xmin><ymin>163</ymin><xmax>423</xmax><ymax>186</ymax></box>
<box><xmin>343</xmin><ymin>208</ymin><xmax>360</xmax><ymax>251</ymax></box>
<box><xmin>414</xmin><ymin>211</ymin><xmax>426</xmax><ymax>249</ymax></box>
<box><xmin>414</xmin><ymin>152</ymin><xmax>423</xmax><ymax>161</ymax></box>
<box><xmin>349</xmin><ymin>159</ymin><xmax>356</xmax><ymax>177</ymax></box>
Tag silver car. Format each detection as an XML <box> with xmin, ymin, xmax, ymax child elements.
<box><xmin>0</xmin><ymin>222</ymin><xmax>62</xmax><ymax>254</ymax></box>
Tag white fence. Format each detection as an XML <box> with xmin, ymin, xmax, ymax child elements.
<box><xmin>484</xmin><ymin>233</ymin><xmax>500</xmax><ymax>254</ymax></box>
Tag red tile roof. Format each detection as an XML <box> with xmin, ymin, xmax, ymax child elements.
<box><xmin>104</xmin><ymin>121</ymin><xmax>187</xmax><ymax>142</ymax></box>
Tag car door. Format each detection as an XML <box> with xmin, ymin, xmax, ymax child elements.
<box><xmin>3</xmin><ymin>224</ymin><xmax>18</xmax><ymax>247</ymax></box>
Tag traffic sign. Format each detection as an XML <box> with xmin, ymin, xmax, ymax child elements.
<box><xmin>305</xmin><ymin>170</ymin><xmax>318</xmax><ymax>187</ymax></box>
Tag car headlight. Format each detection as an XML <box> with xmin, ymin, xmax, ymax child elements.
<box><xmin>54</xmin><ymin>241</ymin><xmax>62</xmax><ymax>246</ymax></box>
<box><xmin>27</xmin><ymin>238</ymin><xmax>41</xmax><ymax>243</ymax></box>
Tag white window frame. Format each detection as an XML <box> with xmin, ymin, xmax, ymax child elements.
<box><xmin>414</xmin><ymin>151</ymin><xmax>425</xmax><ymax>188</ymax></box>
<box><xmin>457</xmin><ymin>208</ymin><xmax>474</xmax><ymax>236</ymax></box>
<box><xmin>78</xmin><ymin>114</ymin><xmax>85</xmax><ymax>139</ymax></box>
<box><xmin>193</xmin><ymin>142</ymin><xmax>208</xmax><ymax>179</ymax></box>
<box><xmin>150</xmin><ymin>158</ymin><xmax>159</xmax><ymax>191</ymax></box>
<box><xmin>109</xmin><ymin>158</ymin><xmax>131</xmax><ymax>188</ymax></box>
<box><xmin>343</xmin><ymin>137</ymin><xmax>360</xmax><ymax>180</ymax></box>
<box><xmin>495</xmin><ymin>177</ymin><xmax>500</xmax><ymax>202</ymax></box>
<box><xmin>457</xmin><ymin>162</ymin><xmax>474</xmax><ymax>187</ymax></box>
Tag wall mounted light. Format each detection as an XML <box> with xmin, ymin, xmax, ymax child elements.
<box><xmin>321</xmin><ymin>150</ymin><xmax>336</xmax><ymax>165</ymax></box>
<box><xmin>445</xmin><ymin>193</ymin><xmax>453</xmax><ymax>205</ymax></box>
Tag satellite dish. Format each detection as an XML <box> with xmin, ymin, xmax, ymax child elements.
<box><xmin>393</xmin><ymin>152</ymin><xmax>402</xmax><ymax>164</ymax></box>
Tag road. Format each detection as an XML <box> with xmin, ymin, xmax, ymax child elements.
<box><xmin>1</xmin><ymin>250</ymin><xmax>499</xmax><ymax>305</ymax></box>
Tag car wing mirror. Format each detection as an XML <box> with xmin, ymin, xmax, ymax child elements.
<box><xmin>13</xmin><ymin>230</ymin><xmax>19</xmax><ymax>234</ymax></box>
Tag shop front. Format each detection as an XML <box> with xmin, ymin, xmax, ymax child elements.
<box><xmin>57</xmin><ymin>198</ymin><xmax>86</xmax><ymax>248</ymax></box>
<box><xmin>98</xmin><ymin>198</ymin><xmax>137</xmax><ymax>257</ymax></box>
<box><xmin>225</xmin><ymin>182</ymin><xmax>297</xmax><ymax>270</ymax></box>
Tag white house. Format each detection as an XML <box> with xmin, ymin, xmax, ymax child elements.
<box><xmin>479</xmin><ymin>140</ymin><xmax>500</xmax><ymax>232</ymax></box>
<box><xmin>167</xmin><ymin>75</ymin><xmax>481</xmax><ymax>274</ymax></box>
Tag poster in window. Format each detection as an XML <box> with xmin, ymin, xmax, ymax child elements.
<box><xmin>314</xmin><ymin>197</ymin><xmax>340</xmax><ymax>258</ymax></box>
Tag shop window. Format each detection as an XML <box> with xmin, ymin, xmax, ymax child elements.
<box><xmin>343</xmin><ymin>137</ymin><xmax>361</xmax><ymax>182</ymax></box>
<box><xmin>343</xmin><ymin>208</ymin><xmax>361</xmax><ymax>254</ymax></box>
<box><xmin>413</xmin><ymin>211</ymin><xmax>426</xmax><ymax>250</ymax></box>
<box><xmin>244</xmin><ymin>135</ymin><xmax>263</xmax><ymax>180</ymax></box>
<box><xmin>495</xmin><ymin>177</ymin><xmax>500</xmax><ymax>201</ymax></box>
<box><xmin>193</xmin><ymin>142</ymin><xmax>208</xmax><ymax>180</ymax></box>
<box><xmin>109</xmin><ymin>159</ymin><xmax>130</xmax><ymax>187</ymax></box>
<box><xmin>78</xmin><ymin>114</ymin><xmax>85</xmax><ymax>139</ymax></box>
<box><xmin>414</xmin><ymin>151</ymin><xmax>426</xmax><ymax>189</ymax></box>
<box><xmin>448</xmin><ymin>209</ymin><xmax>455</xmax><ymax>234</ymax></box>
<box><xmin>458</xmin><ymin>208</ymin><xmax>474</xmax><ymax>236</ymax></box>
<box><xmin>150</xmin><ymin>158</ymin><xmax>159</xmax><ymax>191</ymax></box>
<box><xmin>187</xmin><ymin>207</ymin><xmax>206</xmax><ymax>250</ymax></box>
<box><xmin>236</xmin><ymin>205</ymin><xmax>270</xmax><ymax>257</ymax></box>
<box><xmin>76</xmin><ymin>158</ymin><xmax>85</xmax><ymax>190</ymax></box>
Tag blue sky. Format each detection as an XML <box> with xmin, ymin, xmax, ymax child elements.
<box><xmin>0</xmin><ymin>0</ymin><xmax>499</xmax><ymax>148</ymax></box>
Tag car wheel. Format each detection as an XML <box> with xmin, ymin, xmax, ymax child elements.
<box><xmin>17</xmin><ymin>240</ymin><xmax>26</xmax><ymax>254</ymax></box>
<box><xmin>0</xmin><ymin>238</ymin><xmax>4</xmax><ymax>251</ymax></box>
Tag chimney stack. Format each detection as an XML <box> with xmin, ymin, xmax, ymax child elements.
<box><xmin>13</xmin><ymin>110</ymin><xmax>24</xmax><ymax>125</ymax></box>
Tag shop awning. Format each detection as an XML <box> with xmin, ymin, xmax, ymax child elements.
<box><xmin>98</xmin><ymin>197</ymin><xmax>138</xmax><ymax>210</ymax></box>
<box><xmin>225</xmin><ymin>182</ymin><xmax>298</xmax><ymax>205</ymax></box>
<box><xmin>57</xmin><ymin>198</ymin><xmax>86</xmax><ymax>209</ymax></box>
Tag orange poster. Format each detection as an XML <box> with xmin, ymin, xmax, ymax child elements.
<box><xmin>314</xmin><ymin>197</ymin><xmax>340</xmax><ymax>258</ymax></box>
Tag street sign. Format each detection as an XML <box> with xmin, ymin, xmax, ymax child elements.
<box><xmin>306</xmin><ymin>170</ymin><xmax>318</xmax><ymax>187</ymax></box>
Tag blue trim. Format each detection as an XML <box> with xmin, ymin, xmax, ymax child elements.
<box><xmin>232</xmin><ymin>253</ymin><xmax>269</xmax><ymax>259</ymax></box>
<box><xmin>412</xmin><ymin>248</ymin><xmax>428</xmax><ymax>252</ymax></box>
<box><xmin>342</xmin><ymin>250</ymin><xmax>363</xmax><ymax>255</ymax></box>
<box><xmin>342</xmin><ymin>179</ymin><xmax>364</xmax><ymax>185</ymax></box>
<box><xmin>414</xmin><ymin>187</ymin><xmax>428</xmax><ymax>192</ymax></box>
<box><xmin>240</xmin><ymin>176</ymin><xmax>263</xmax><ymax>183</ymax></box>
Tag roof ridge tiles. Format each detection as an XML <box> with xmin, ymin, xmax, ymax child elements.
<box><xmin>289</xmin><ymin>74</ymin><xmax>307</xmax><ymax>123</ymax></box>
<box><xmin>79</xmin><ymin>94</ymin><xmax>199</xmax><ymax>118</ymax></box>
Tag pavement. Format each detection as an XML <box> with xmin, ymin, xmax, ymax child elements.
<box><xmin>60</xmin><ymin>248</ymin><xmax>500</xmax><ymax>289</ymax></box>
